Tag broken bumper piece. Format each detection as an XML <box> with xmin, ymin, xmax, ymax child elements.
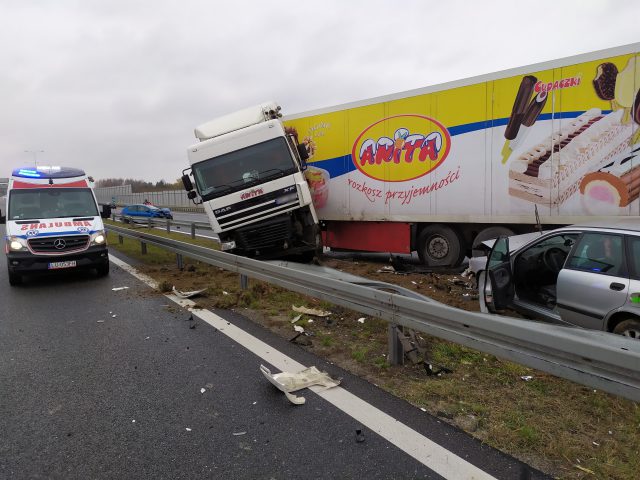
<box><xmin>260</xmin><ymin>364</ymin><xmax>340</xmax><ymax>405</ymax></box>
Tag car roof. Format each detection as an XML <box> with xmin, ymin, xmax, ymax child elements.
<box><xmin>560</xmin><ymin>217</ymin><xmax>640</xmax><ymax>235</ymax></box>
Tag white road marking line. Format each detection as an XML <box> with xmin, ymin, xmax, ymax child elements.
<box><xmin>109</xmin><ymin>253</ymin><xmax>497</xmax><ymax>480</ymax></box>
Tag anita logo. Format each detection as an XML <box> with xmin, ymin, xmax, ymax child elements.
<box><xmin>351</xmin><ymin>115</ymin><xmax>451</xmax><ymax>182</ymax></box>
<box><xmin>241</xmin><ymin>188</ymin><xmax>264</xmax><ymax>200</ymax></box>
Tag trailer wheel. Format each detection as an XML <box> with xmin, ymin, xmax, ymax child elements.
<box><xmin>417</xmin><ymin>225</ymin><xmax>463</xmax><ymax>267</ymax></box>
<box><xmin>471</xmin><ymin>226</ymin><xmax>515</xmax><ymax>258</ymax></box>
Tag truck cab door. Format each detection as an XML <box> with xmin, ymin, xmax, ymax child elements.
<box><xmin>483</xmin><ymin>236</ymin><xmax>514</xmax><ymax>312</ymax></box>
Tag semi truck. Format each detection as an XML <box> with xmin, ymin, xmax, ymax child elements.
<box><xmin>181</xmin><ymin>102</ymin><xmax>321</xmax><ymax>260</ymax></box>
<box><xmin>281</xmin><ymin>42</ymin><xmax>640</xmax><ymax>267</ymax></box>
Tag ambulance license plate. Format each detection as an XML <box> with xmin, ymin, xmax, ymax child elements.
<box><xmin>48</xmin><ymin>260</ymin><xmax>77</xmax><ymax>270</ymax></box>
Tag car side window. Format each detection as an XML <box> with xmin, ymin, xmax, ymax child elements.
<box><xmin>626</xmin><ymin>236</ymin><xmax>640</xmax><ymax>280</ymax></box>
<box><xmin>488</xmin><ymin>237</ymin><xmax>509</xmax><ymax>268</ymax></box>
<box><xmin>565</xmin><ymin>233</ymin><xmax>625</xmax><ymax>277</ymax></box>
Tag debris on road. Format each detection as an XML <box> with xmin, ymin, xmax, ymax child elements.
<box><xmin>355</xmin><ymin>429</ymin><xmax>365</xmax><ymax>443</ymax></box>
<box><xmin>290</xmin><ymin>314</ymin><xmax>303</xmax><ymax>324</ymax></box>
<box><xmin>232</xmin><ymin>431</ymin><xmax>247</xmax><ymax>436</ymax></box>
<box><xmin>294</xmin><ymin>325</ymin><xmax>305</xmax><ymax>333</ymax></box>
<box><xmin>357</xmin><ymin>318</ymin><xmax>365</xmax><ymax>324</ymax></box>
<box><xmin>185</xmin><ymin>428</ymin><xmax>192</xmax><ymax>432</ymax></box>
<box><xmin>292</xmin><ymin>305</ymin><xmax>331</xmax><ymax>317</ymax></box>
<box><xmin>260</xmin><ymin>364</ymin><xmax>340</xmax><ymax>405</ymax></box>
<box><xmin>521</xmin><ymin>376</ymin><xmax>534</xmax><ymax>382</ymax></box>
<box><xmin>200</xmin><ymin>388</ymin><xmax>206</xmax><ymax>394</ymax></box>
<box><xmin>172</xmin><ymin>286</ymin><xmax>207</xmax><ymax>299</ymax></box>
<box><xmin>111</xmin><ymin>286</ymin><xmax>129</xmax><ymax>291</ymax></box>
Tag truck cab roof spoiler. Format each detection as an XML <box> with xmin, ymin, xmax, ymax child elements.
<box><xmin>194</xmin><ymin>101</ymin><xmax>281</xmax><ymax>141</ymax></box>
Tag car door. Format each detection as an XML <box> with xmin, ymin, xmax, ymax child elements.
<box><xmin>139</xmin><ymin>206</ymin><xmax>151</xmax><ymax>218</ymax></box>
<box><xmin>483</xmin><ymin>236</ymin><xmax>514</xmax><ymax>312</ymax></box>
<box><xmin>556</xmin><ymin>232</ymin><xmax>629</xmax><ymax>330</ymax></box>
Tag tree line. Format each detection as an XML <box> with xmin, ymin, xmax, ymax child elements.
<box><xmin>96</xmin><ymin>178</ymin><xmax>184</xmax><ymax>193</ymax></box>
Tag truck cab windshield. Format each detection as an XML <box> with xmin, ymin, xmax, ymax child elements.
<box><xmin>192</xmin><ymin>137</ymin><xmax>298</xmax><ymax>201</ymax></box>
<box><xmin>9</xmin><ymin>188</ymin><xmax>99</xmax><ymax>220</ymax></box>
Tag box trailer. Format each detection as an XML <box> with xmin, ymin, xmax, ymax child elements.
<box><xmin>284</xmin><ymin>42</ymin><xmax>640</xmax><ymax>266</ymax></box>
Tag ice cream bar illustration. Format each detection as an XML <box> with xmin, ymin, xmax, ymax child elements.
<box><xmin>510</xmin><ymin>90</ymin><xmax>548</xmax><ymax>151</ymax></box>
<box><xmin>504</xmin><ymin>75</ymin><xmax>537</xmax><ymax>140</ymax></box>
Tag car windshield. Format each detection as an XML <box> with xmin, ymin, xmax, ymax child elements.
<box><xmin>192</xmin><ymin>137</ymin><xmax>298</xmax><ymax>201</ymax></box>
<box><xmin>8</xmin><ymin>188</ymin><xmax>98</xmax><ymax>220</ymax></box>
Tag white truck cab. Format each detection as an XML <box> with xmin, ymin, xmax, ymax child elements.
<box><xmin>3</xmin><ymin>166</ymin><xmax>110</xmax><ymax>286</ymax></box>
<box><xmin>182</xmin><ymin>102</ymin><xmax>321</xmax><ymax>260</ymax></box>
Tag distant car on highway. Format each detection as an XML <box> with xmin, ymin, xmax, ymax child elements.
<box><xmin>121</xmin><ymin>204</ymin><xmax>173</xmax><ymax>222</ymax></box>
<box><xmin>471</xmin><ymin>219</ymin><xmax>640</xmax><ymax>339</ymax></box>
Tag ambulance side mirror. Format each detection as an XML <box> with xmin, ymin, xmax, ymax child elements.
<box><xmin>182</xmin><ymin>174</ymin><xmax>194</xmax><ymax>192</ymax></box>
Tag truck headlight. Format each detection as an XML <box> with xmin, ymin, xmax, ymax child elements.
<box><xmin>91</xmin><ymin>231</ymin><xmax>107</xmax><ymax>246</ymax></box>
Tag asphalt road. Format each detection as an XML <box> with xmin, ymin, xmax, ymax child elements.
<box><xmin>0</xmin><ymin>228</ymin><xmax>550</xmax><ymax>479</ymax></box>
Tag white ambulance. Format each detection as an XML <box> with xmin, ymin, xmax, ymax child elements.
<box><xmin>2</xmin><ymin>166</ymin><xmax>110</xmax><ymax>286</ymax></box>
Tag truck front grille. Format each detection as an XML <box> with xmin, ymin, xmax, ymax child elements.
<box><xmin>28</xmin><ymin>235</ymin><xmax>89</xmax><ymax>254</ymax></box>
<box><xmin>234</xmin><ymin>216</ymin><xmax>291</xmax><ymax>251</ymax></box>
<box><xmin>215</xmin><ymin>186</ymin><xmax>299</xmax><ymax>231</ymax></box>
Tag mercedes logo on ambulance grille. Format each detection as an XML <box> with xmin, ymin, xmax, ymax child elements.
<box><xmin>53</xmin><ymin>239</ymin><xmax>66</xmax><ymax>250</ymax></box>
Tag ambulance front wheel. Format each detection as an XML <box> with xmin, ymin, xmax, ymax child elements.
<box><xmin>96</xmin><ymin>262</ymin><xmax>110</xmax><ymax>277</ymax></box>
<box><xmin>8</xmin><ymin>269</ymin><xmax>22</xmax><ymax>286</ymax></box>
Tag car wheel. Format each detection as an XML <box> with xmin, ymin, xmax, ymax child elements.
<box><xmin>417</xmin><ymin>224</ymin><xmax>464</xmax><ymax>267</ymax></box>
<box><xmin>613</xmin><ymin>318</ymin><xmax>640</xmax><ymax>339</ymax></box>
<box><xmin>8</xmin><ymin>269</ymin><xmax>22</xmax><ymax>286</ymax></box>
<box><xmin>96</xmin><ymin>262</ymin><xmax>110</xmax><ymax>277</ymax></box>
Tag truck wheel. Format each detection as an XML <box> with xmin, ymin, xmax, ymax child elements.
<box><xmin>417</xmin><ymin>225</ymin><xmax>464</xmax><ymax>267</ymax></box>
<box><xmin>472</xmin><ymin>226</ymin><xmax>515</xmax><ymax>258</ymax></box>
<box><xmin>96</xmin><ymin>262</ymin><xmax>110</xmax><ymax>277</ymax></box>
<box><xmin>300</xmin><ymin>225</ymin><xmax>323</xmax><ymax>263</ymax></box>
<box><xmin>8</xmin><ymin>270</ymin><xmax>22</xmax><ymax>286</ymax></box>
<box><xmin>613</xmin><ymin>318</ymin><xmax>640</xmax><ymax>339</ymax></box>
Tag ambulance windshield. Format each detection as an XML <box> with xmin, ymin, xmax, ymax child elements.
<box><xmin>192</xmin><ymin>137</ymin><xmax>298</xmax><ymax>201</ymax></box>
<box><xmin>8</xmin><ymin>188</ymin><xmax>99</xmax><ymax>220</ymax></box>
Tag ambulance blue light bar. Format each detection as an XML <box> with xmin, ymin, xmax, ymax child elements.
<box><xmin>12</xmin><ymin>166</ymin><xmax>86</xmax><ymax>179</ymax></box>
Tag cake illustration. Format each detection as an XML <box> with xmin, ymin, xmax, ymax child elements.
<box><xmin>580</xmin><ymin>144</ymin><xmax>640</xmax><ymax>206</ymax></box>
<box><xmin>508</xmin><ymin>108</ymin><xmax>632</xmax><ymax>205</ymax></box>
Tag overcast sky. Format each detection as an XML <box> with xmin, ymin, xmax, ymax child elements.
<box><xmin>1</xmin><ymin>0</ymin><xmax>639</xmax><ymax>183</ymax></box>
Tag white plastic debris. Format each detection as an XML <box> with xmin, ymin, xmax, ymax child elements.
<box><xmin>112</xmin><ymin>314</ymin><xmax>117</xmax><ymax>318</ymax></box>
<box><xmin>132</xmin><ymin>419</ymin><xmax>136</xmax><ymax>423</ymax></box>
<box><xmin>112</xmin><ymin>286</ymin><xmax>129</xmax><ymax>291</ymax></box>
<box><xmin>145</xmin><ymin>336</ymin><xmax>150</xmax><ymax>340</ymax></box>
<box><xmin>200</xmin><ymin>388</ymin><xmax>206</xmax><ymax>394</ymax></box>
<box><xmin>222</xmin><ymin>291</ymin><xmax>229</xmax><ymax>295</ymax></box>
<box><xmin>592</xmin><ymin>441</ymin><xmax>599</xmax><ymax>446</ymax></box>
<box><xmin>290</xmin><ymin>314</ymin><xmax>303</xmax><ymax>324</ymax></box>
<box><xmin>172</xmin><ymin>286</ymin><xmax>207</xmax><ymax>299</ymax></box>
<box><xmin>294</xmin><ymin>325</ymin><xmax>305</xmax><ymax>333</ymax></box>
<box><xmin>357</xmin><ymin>318</ymin><xmax>365</xmax><ymax>324</ymax></box>
<box><xmin>520</xmin><ymin>375</ymin><xmax>534</xmax><ymax>381</ymax></box>
<box><xmin>292</xmin><ymin>305</ymin><xmax>331</xmax><ymax>317</ymax></box>
<box><xmin>185</xmin><ymin>428</ymin><xmax>192</xmax><ymax>432</ymax></box>
<box><xmin>97</xmin><ymin>320</ymin><xmax>105</xmax><ymax>323</ymax></box>
<box><xmin>233</xmin><ymin>431</ymin><xmax>246</xmax><ymax>436</ymax></box>
<box><xmin>260</xmin><ymin>364</ymin><xmax>340</xmax><ymax>405</ymax></box>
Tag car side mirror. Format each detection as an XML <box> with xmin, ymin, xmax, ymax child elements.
<box><xmin>182</xmin><ymin>174</ymin><xmax>194</xmax><ymax>191</ymax></box>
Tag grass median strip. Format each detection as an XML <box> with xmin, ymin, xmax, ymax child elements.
<box><xmin>105</xmin><ymin>224</ymin><xmax>639</xmax><ymax>479</ymax></box>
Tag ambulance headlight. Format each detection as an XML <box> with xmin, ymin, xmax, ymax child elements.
<box><xmin>91</xmin><ymin>230</ymin><xmax>107</xmax><ymax>245</ymax></box>
<box><xmin>7</xmin><ymin>237</ymin><xmax>27</xmax><ymax>251</ymax></box>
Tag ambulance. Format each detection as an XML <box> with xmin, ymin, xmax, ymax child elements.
<box><xmin>2</xmin><ymin>166</ymin><xmax>110</xmax><ymax>286</ymax></box>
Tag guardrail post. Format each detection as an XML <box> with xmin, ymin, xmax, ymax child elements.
<box><xmin>118</xmin><ymin>235</ymin><xmax>123</xmax><ymax>245</ymax></box>
<box><xmin>166</xmin><ymin>219</ymin><xmax>171</xmax><ymax>233</ymax></box>
<box><xmin>239</xmin><ymin>274</ymin><xmax>248</xmax><ymax>290</ymax></box>
<box><xmin>141</xmin><ymin>241</ymin><xmax>147</xmax><ymax>255</ymax></box>
<box><xmin>387</xmin><ymin>324</ymin><xmax>404</xmax><ymax>366</ymax></box>
<box><xmin>191</xmin><ymin>223</ymin><xmax>196</xmax><ymax>239</ymax></box>
<box><xmin>147</xmin><ymin>218</ymin><xmax>152</xmax><ymax>229</ymax></box>
<box><xmin>176</xmin><ymin>253</ymin><xmax>184</xmax><ymax>270</ymax></box>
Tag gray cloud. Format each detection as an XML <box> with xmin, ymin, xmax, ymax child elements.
<box><xmin>1</xmin><ymin>0</ymin><xmax>639</xmax><ymax>182</ymax></box>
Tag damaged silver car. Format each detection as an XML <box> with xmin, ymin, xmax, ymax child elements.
<box><xmin>474</xmin><ymin>219</ymin><xmax>640</xmax><ymax>339</ymax></box>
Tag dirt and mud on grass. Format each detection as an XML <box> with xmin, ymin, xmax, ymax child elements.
<box><xmin>106</xmin><ymin>226</ymin><xmax>639</xmax><ymax>479</ymax></box>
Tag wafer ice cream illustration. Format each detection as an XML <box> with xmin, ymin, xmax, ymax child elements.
<box><xmin>508</xmin><ymin>108</ymin><xmax>632</xmax><ymax>205</ymax></box>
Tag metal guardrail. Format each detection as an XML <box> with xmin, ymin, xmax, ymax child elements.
<box><xmin>117</xmin><ymin>215</ymin><xmax>213</xmax><ymax>238</ymax></box>
<box><xmin>106</xmin><ymin>223</ymin><xmax>640</xmax><ymax>402</ymax></box>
